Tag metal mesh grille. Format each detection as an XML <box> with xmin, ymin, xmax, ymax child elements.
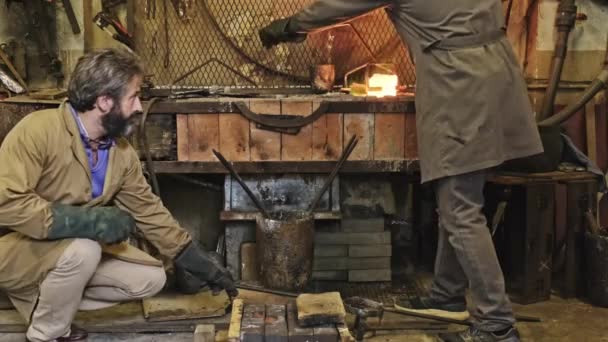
<box><xmin>133</xmin><ymin>0</ymin><xmax>416</xmax><ymax>88</ymax></box>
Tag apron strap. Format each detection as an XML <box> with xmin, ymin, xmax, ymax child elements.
<box><xmin>426</xmin><ymin>28</ymin><xmax>506</xmax><ymax>51</ymax></box>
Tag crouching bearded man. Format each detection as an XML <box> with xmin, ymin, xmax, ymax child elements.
<box><xmin>0</xmin><ymin>48</ymin><xmax>237</xmax><ymax>342</ymax></box>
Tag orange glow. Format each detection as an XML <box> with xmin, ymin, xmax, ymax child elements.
<box><xmin>367</xmin><ymin>73</ymin><xmax>398</xmax><ymax>97</ymax></box>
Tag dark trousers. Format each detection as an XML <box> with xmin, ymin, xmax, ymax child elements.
<box><xmin>430</xmin><ymin>170</ymin><xmax>515</xmax><ymax>331</ymax></box>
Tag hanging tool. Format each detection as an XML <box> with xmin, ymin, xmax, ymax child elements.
<box><xmin>93</xmin><ymin>11</ymin><xmax>134</xmax><ymax>49</ymax></box>
<box><xmin>0</xmin><ymin>48</ymin><xmax>27</xmax><ymax>93</ymax></box>
<box><xmin>61</xmin><ymin>0</ymin><xmax>81</xmax><ymax>34</ymax></box>
<box><xmin>163</xmin><ymin>0</ymin><xmax>170</xmax><ymax>68</ymax></box>
<box><xmin>145</xmin><ymin>0</ymin><xmax>157</xmax><ymax>19</ymax></box>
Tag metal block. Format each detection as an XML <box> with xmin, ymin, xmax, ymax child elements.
<box><xmin>348</xmin><ymin>245</ymin><xmax>392</xmax><ymax>257</ymax></box>
<box><xmin>348</xmin><ymin>269</ymin><xmax>391</xmax><ymax>282</ymax></box>
<box><xmin>314</xmin><ymin>232</ymin><xmax>391</xmax><ymax>245</ymax></box>
<box><xmin>224</xmin><ymin>175</ymin><xmax>340</xmax><ymax>212</ymax></box>
<box><xmin>314</xmin><ymin>245</ymin><xmax>348</xmax><ymax>257</ymax></box>
<box><xmin>225</xmin><ymin>222</ymin><xmax>256</xmax><ymax>280</ymax></box>
<box><xmin>341</xmin><ymin>218</ymin><xmax>385</xmax><ymax>232</ymax></box>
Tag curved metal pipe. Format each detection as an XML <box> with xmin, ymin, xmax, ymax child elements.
<box><xmin>538</xmin><ymin>0</ymin><xmax>577</xmax><ymax>121</ymax></box>
<box><xmin>538</xmin><ymin>68</ymin><xmax>608</xmax><ymax>127</ymax></box>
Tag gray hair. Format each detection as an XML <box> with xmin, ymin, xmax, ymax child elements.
<box><xmin>68</xmin><ymin>49</ymin><xmax>144</xmax><ymax>112</ymax></box>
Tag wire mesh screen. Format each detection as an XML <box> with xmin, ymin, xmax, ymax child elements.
<box><xmin>133</xmin><ymin>0</ymin><xmax>416</xmax><ymax>88</ymax></box>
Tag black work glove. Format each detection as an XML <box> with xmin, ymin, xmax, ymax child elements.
<box><xmin>259</xmin><ymin>17</ymin><xmax>307</xmax><ymax>49</ymax></box>
<box><xmin>48</xmin><ymin>204</ymin><xmax>136</xmax><ymax>244</ymax></box>
<box><xmin>174</xmin><ymin>241</ymin><xmax>238</xmax><ymax>298</ymax></box>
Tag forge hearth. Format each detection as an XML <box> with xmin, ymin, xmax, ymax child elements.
<box><xmin>132</xmin><ymin>0</ymin><xmax>416</xmax><ymax>90</ymax></box>
<box><xmin>135</xmin><ymin>94</ymin><xmax>418</xmax><ymax>285</ymax></box>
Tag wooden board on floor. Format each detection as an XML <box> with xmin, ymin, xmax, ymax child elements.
<box><xmin>228</xmin><ymin>299</ymin><xmax>244</xmax><ymax>342</ymax></box>
<box><xmin>194</xmin><ymin>324</ymin><xmax>216</xmax><ymax>342</ymax></box>
<box><xmin>264</xmin><ymin>304</ymin><xmax>288</xmax><ymax>342</ymax></box>
<box><xmin>286</xmin><ymin>303</ymin><xmax>314</xmax><ymax>342</ymax></box>
<box><xmin>142</xmin><ymin>290</ymin><xmax>230</xmax><ymax>322</ymax></box>
<box><xmin>313</xmin><ymin>325</ymin><xmax>339</xmax><ymax>342</ymax></box>
<box><xmin>249</xmin><ymin>100</ymin><xmax>281</xmax><ymax>161</ymax></box>
<box><xmin>241</xmin><ymin>303</ymin><xmax>265</xmax><ymax>342</ymax></box>
<box><xmin>281</xmin><ymin>100</ymin><xmax>314</xmax><ymax>161</ymax></box>
<box><xmin>296</xmin><ymin>292</ymin><xmax>345</xmax><ymax>327</ymax></box>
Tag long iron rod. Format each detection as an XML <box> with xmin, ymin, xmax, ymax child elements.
<box><xmin>308</xmin><ymin>134</ymin><xmax>358</xmax><ymax>212</ymax></box>
<box><xmin>212</xmin><ymin>149</ymin><xmax>270</xmax><ymax>219</ymax></box>
<box><xmin>384</xmin><ymin>308</ymin><xmax>541</xmax><ymax>326</ymax></box>
<box><xmin>235</xmin><ymin>283</ymin><xmax>299</xmax><ymax>297</ymax></box>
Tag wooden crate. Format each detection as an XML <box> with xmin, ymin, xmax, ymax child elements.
<box><xmin>176</xmin><ymin>98</ymin><xmax>417</xmax><ymax>162</ymax></box>
<box><xmin>485</xmin><ymin>175</ymin><xmax>555</xmax><ymax>304</ymax></box>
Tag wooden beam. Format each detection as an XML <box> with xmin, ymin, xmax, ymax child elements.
<box><xmin>145</xmin><ymin>160</ymin><xmax>419</xmax><ymax>174</ymax></box>
<box><xmin>143</xmin><ymin>99</ymin><xmax>415</xmax><ymax>115</ymax></box>
<box><xmin>585</xmin><ymin>95</ymin><xmax>598</xmax><ymax>164</ymax></box>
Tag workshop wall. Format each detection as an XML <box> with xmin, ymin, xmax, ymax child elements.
<box><xmin>0</xmin><ymin>1</ymin><xmax>129</xmax><ymax>90</ymax></box>
<box><xmin>527</xmin><ymin>0</ymin><xmax>608</xmax><ymax>83</ymax></box>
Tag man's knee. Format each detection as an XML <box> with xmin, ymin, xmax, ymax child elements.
<box><xmin>58</xmin><ymin>239</ymin><xmax>102</xmax><ymax>275</ymax></box>
<box><xmin>128</xmin><ymin>266</ymin><xmax>166</xmax><ymax>299</ymax></box>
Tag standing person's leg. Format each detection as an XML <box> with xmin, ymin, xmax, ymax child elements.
<box><xmin>429</xmin><ymin>218</ymin><xmax>469</xmax><ymax>302</ymax></box>
<box><xmin>26</xmin><ymin>239</ymin><xmax>101</xmax><ymax>342</ymax></box>
<box><xmin>434</xmin><ymin>170</ymin><xmax>518</xmax><ymax>341</ymax></box>
<box><xmin>78</xmin><ymin>256</ymin><xmax>166</xmax><ymax>311</ymax></box>
<box><xmin>395</xmin><ymin>190</ymin><xmax>469</xmax><ymax>320</ymax></box>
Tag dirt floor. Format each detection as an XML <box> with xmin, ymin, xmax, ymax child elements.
<box><xmin>0</xmin><ymin>293</ymin><xmax>606</xmax><ymax>342</ymax></box>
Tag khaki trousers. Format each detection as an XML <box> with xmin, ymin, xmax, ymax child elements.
<box><xmin>25</xmin><ymin>239</ymin><xmax>166</xmax><ymax>342</ymax></box>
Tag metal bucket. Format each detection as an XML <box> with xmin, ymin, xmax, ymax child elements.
<box><xmin>256</xmin><ymin>211</ymin><xmax>314</xmax><ymax>291</ymax></box>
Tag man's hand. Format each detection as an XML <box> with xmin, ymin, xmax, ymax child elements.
<box><xmin>259</xmin><ymin>17</ymin><xmax>306</xmax><ymax>49</ymax></box>
<box><xmin>174</xmin><ymin>242</ymin><xmax>238</xmax><ymax>298</ymax></box>
<box><xmin>48</xmin><ymin>204</ymin><xmax>135</xmax><ymax>244</ymax></box>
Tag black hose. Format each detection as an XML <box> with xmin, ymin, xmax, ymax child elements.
<box><xmin>539</xmin><ymin>0</ymin><xmax>577</xmax><ymax>121</ymax></box>
<box><xmin>141</xmin><ymin>97</ymin><xmax>162</xmax><ymax>196</ymax></box>
<box><xmin>538</xmin><ymin>68</ymin><xmax>608</xmax><ymax>127</ymax></box>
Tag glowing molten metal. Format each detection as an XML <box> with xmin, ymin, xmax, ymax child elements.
<box><xmin>367</xmin><ymin>73</ymin><xmax>398</xmax><ymax>97</ymax></box>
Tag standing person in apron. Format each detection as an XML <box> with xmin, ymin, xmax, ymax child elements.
<box><xmin>259</xmin><ymin>1</ymin><xmax>543</xmax><ymax>341</ymax></box>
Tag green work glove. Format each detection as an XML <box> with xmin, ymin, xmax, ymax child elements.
<box><xmin>48</xmin><ymin>204</ymin><xmax>136</xmax><ymax>244</ymax></box>
<box><xmin>259</xmin><ymin>17</ymin><xmax>307</xmax><ymax>49</ymax></box>
<box><xmin>174</xmin><ymin>241</ymin><xmax>238</xmax><ymax>298</ymax></box>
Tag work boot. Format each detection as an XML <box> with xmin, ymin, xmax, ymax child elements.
<box><xmin>438</xmin><ymin>326</ymin><xmax>520</xmax><ymax>342</ymax></box>
<box><xmin>394</xmin><ymin>296</ymin><xmax>470</xmax><ymax>321</ymax></box>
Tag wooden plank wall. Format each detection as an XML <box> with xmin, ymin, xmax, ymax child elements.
<box><xmin>176</xmin><ymin>98</ymin><xmax>417</xmax><ymax>163</ymax></box>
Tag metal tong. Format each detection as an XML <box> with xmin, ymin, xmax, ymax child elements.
<box><xmin>307</xmin><ymin>134</ymin><xmax>358</xmax><ymax>212</ymax></box>
<box><xmin>212</xmin><ymin>134</ymin><xmax>358</xmax><ymax>218</ymax></box>
<box><xmin>212</xmin><ymin>149</ymin><xmax>271</xmax><ymax>219</ymax></box>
